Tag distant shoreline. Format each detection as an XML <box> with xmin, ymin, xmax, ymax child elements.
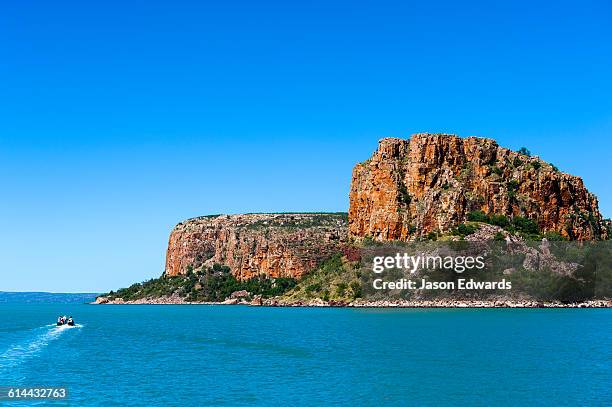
<box><xmin>0</xmin><ymin>291</ymin><xmax>100</xmax><ymax>304</ymax></box>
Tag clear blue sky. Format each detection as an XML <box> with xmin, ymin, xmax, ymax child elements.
<box><xmin>1</xmin><ymin>0</ymin><xmax>611</xmax><ymax>292</ymax></box>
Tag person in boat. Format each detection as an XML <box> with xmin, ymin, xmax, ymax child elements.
<box><xmin>67</xmin><ymin>316</ymin><xmax>74</xmax><ymax>326</ymax></box>
<box><xmin>57</xmin><ymin>316</ymin><xmax>64</xmax><ymax>326</ymax></box>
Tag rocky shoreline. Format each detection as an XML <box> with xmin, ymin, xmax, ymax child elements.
<box><xmin>93</xmin><ymin>296</ymin><xmax>612</xmax><ymax>308</ymax></box>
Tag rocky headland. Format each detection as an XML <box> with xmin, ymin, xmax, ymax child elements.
<box><xmin>96</xmin><ymin>133</ymin><xmax>611</xmax><ymax>307</ymax></box>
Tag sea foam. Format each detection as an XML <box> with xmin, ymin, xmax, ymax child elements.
<box><xmin>0</xmin><ymin>324</ymin><xmax>81</xmax><ymax>371</ymax></box>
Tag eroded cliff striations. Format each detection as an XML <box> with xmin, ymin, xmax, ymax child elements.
<box><xmin>165</xmin><ymin>213</ymin><xmax>348</xmax><ymax>279</ymax></box>
<box><xmin>349</xmin><ymin>133</ymin><xmax>607</xmax><ymax>241</ymax></box>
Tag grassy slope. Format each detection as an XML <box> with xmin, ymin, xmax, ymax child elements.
<box><xmin>281</xmin><ymin>254</ymin><xmax>362</xmax><ymax>303</ymax></box>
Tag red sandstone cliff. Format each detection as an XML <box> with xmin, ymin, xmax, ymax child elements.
<box><xmin>164</xmin><ymin>134</ymin><xmax>606</xmax><ymax>282</ymax></box>
<box><xmin>165</xmin><ymin>213</ymin><xmax>348</xmax><ymax>279</ymax></box>
<box><xmin>349</xmin><ymin>133</ymin><xmax>607</xmax><ymax>241</ymax></box>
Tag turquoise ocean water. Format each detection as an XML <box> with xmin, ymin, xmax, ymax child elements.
<box><xmin>0</xmin><ymin>304</ymin><xmax>610</xmax><ymax>406</ymax></box>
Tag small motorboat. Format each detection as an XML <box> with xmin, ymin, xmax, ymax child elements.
<box><xmin>56</xmin><ymin>316</ymin><xmax>75</xmax><ymax>326</ymax></box>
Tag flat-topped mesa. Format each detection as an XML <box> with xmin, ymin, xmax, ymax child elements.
<box><xmin>349</xmin><ymin>133</ymin><xmax>607</xmax><ymax>241</ymax></box>
<box><xmin>165</xmin><ymin>213</ymin><xmax>348</xmax><ymax>279</ymax></box>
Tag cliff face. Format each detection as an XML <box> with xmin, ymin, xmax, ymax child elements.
<box><xmin>165</xmin><ymin>213</ymin><xmax>348</xmax><ymax>279</ymax></box>
<box><xmin>349</xmin><ymin>133</ymin><xmax>607</xmax><ymax>241</ymax></box>
<box><xmin>164</xmin><ymin>134</ymin><xmax>606</xmax><ymax>282</ymax></box>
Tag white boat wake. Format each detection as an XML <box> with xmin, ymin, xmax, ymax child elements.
<box><xmin>0</xmin><ymin>324</ymin><xmax>82</xmax><ymax>371</ymax></box>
